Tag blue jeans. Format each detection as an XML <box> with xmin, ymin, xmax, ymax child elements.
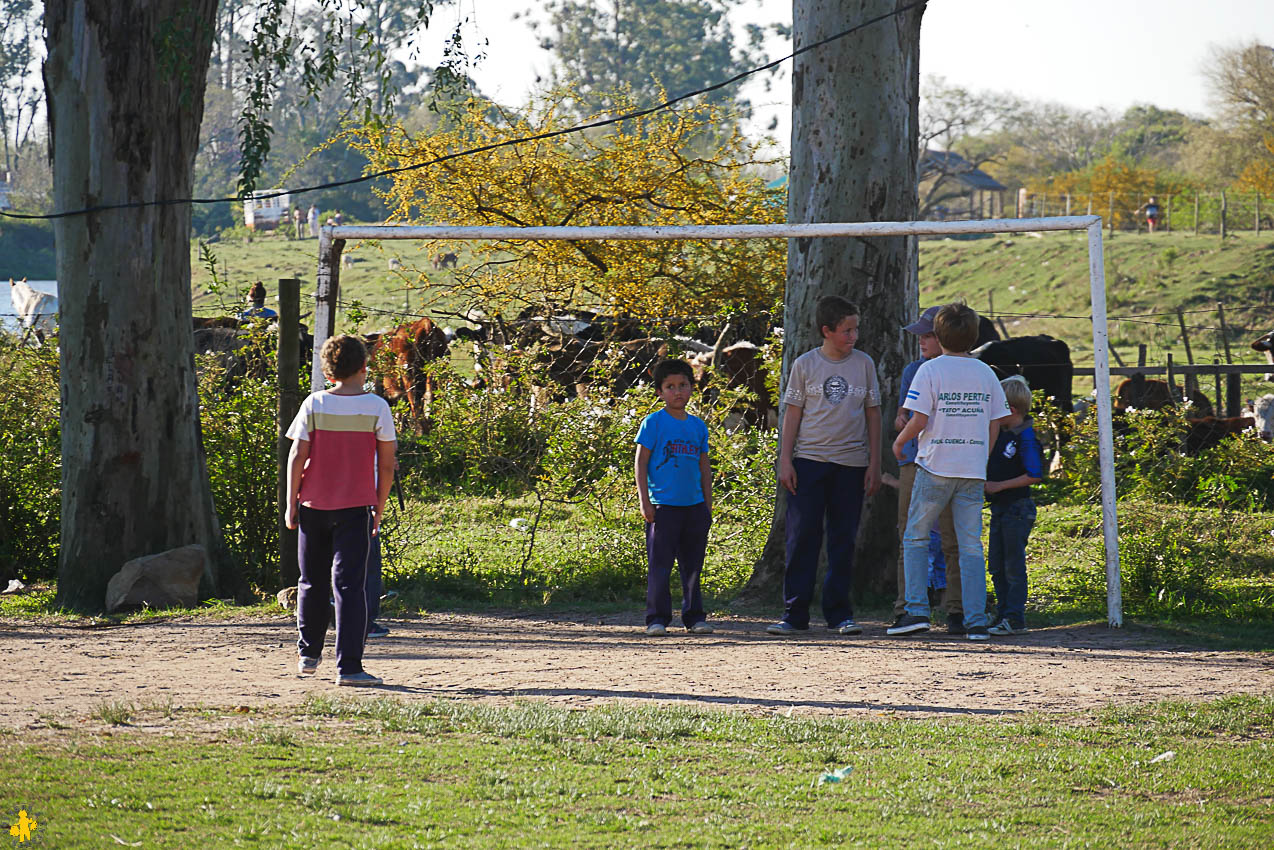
<box><xmin>783</xmin><ymin>459</ymin><xmax>865</xmax><ymax>629</ymax></box>
<box><xmin>988</xmin><ymin>498</ymin><xmax>1036</xmax><ymax>627</ymax></box>
<box><xmin>903</xmin><ymin>467</ymin><xmax>987</xmax><ymax>628</ymax></box>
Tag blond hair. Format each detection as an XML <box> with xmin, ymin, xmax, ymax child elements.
<box><xmin>1001</xmin><ymin>375</ymin><xmax>1032</xmax><ymax>413</ymax></box>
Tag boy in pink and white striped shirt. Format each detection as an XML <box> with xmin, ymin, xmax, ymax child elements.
<box><xmin>285</xmin><ymin>335</ymin><xmax>396</xmax><ymax>686</ymax></box>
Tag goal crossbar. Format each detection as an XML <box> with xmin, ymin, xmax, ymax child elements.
<box><xmin>313</xmin><ymin>215</ymin><xmax>1122</xmax><ymax>626</ymax></box>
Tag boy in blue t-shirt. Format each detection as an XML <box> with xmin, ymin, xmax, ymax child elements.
<box><xmin>635</xmin><ymin>359</ymin><xmax>714</xmax><ymax>636</ymax></box>
<box><xmin>985</xmin><ymin>376</ymin><xmax>1043</xmax><ymax>635</ymax></box>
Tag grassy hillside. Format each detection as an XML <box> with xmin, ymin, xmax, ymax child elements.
<box><xmin>920</xmin><ymin>230</ymin><xmax>1274</xmax><ymax>370</ymax></box>
<box><xmin>190</xmin><ymin>231</ymin><xmax>478</xmax><ymax>330</ymax></box>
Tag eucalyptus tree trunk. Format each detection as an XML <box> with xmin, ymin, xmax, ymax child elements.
<box><xmin>46</xmin><ymin>0</ymin><xmax>229</xmax><ymax>611</ymax></box>
<box><xmin>741</xmin><ymin>0</ymin><xmax>924</xmax><ymax>602</ymax></box>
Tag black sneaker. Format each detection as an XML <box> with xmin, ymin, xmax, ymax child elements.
<box><xmin>946</xmin><ymin>613</ymin><xmax>966</xmax><ymax>635</ymax></box>
<box><xmin>967</xmin><ymin>625</ymin><xmax>990</xmax><ymax>641</ymax></box>
<box><xmin>886</xmin><ymin>614</ymin><xmax>930</xmax><ymax>636</ymax></box>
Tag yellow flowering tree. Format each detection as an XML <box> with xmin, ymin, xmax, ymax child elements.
<box><xmin>351</xmin><ymin>92</ymin><xmax>786</xmax><ymax>319</ymax></box>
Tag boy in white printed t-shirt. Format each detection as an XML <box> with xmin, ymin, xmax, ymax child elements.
<box><xmin>887</xmin><ymin>303</ymin><xmax>1010</xmax><ymax>641</ymax></box>
<box><xmin>766</xmin><ymin>295</ymin><xmax>881</xmax><ymax>637</ymax></box>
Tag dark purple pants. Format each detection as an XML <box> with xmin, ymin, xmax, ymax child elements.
<box><xmin>297</xmin><ymin>505</ymin><xmax>372</xmax><ymax>675</ymax></box>
<box><xmin>645</xmin><ymin>502</ymin><xmax>710</xmax><ymax>628</ymax></box>
<box><xmin>783</xmin><ymin>459</ymin><xmax>865</xmax><ymax>629</ymax></box>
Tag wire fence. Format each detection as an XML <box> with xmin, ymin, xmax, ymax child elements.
<box><xmin>1018</xmin><ymin>190</ymin><xmax>1272</xmax><ymax>235</ymax></box>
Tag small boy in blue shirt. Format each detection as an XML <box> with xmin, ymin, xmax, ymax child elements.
<box><xmin>985</xmin><ymin>376</ymin><xmax>1043</xmax><ymax>635</ymax></box>
<box><xmin>635</xmin><ymin>359</ymin><xmax>714</xmax><ymax>636</ymax></box>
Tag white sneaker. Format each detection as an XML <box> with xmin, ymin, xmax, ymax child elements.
<box><xmin>298</xmin><ymin>656</ymin><xmax>320</xmax><ymax>676</ymax></box>
<box><xmin>688</xmin><ymin>622</ymin><xmax>715</xmax><ymax>634</ymax></box>
<box><xmin>832</xmin><ymin>619</ymin><xmax>863</xmax><ymax>635</ymax></box>
<box><xmin>645</xmin><ymin>623</ymin><xmax>668</xmax><ymax>636</ymax></box>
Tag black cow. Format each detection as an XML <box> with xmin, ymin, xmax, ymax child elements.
<box><xmin>974</xmin><ymin>335</ymin><xmax>1073</xmax><ymax>413</ymax></box>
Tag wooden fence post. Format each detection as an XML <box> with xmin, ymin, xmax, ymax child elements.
<box><xmin>1217</xmin><ymin>301</ymin><xmax>1233</xmax><ymax>364</ymax></box>
<box><xmin>1194</xmin><ymin>193</ymin><xmax>1200</xmax><ymax>235</ymax></box>
<box><xmin>1137</xmin><ymin>344</ymin><xmax>1147</xmax><ymax>369</ymax></box>
<box><xmin>1165</xmin><ymin>194</ymin><xmax>1172</xmax><ymax>233</ymax></box>
<box><xmin>277</xmin><ymin>277</ymin><xmax>302</xmax><ymax>589</ymax></box>
<box><xmin>1213</xmin><ymin>358</ymin><xmax>1224</xmax><ymax>417</ymax></box>
<box><xmin>1176</xmin><ymin>308</ymin><xmax>1197</xmax><ymax>402</ymax></box>
<box><xmin>1165</xmin><ymin>352</ymin><xmax>1176</xmax><ymax>405</ymax></box>
<box><xmin>1108</xmin><ymin>191</ymin><xmax>1115</xmax><ymax>237</ymax></box>
<box><xmin>1227</xmin><ymin>372</ymin><xmax>1242</xmax><ymax>418</ymax></box>
<box><xmin>1065</xmin><ymin>193</ymin><xmax>1071</xmax><ymax>216</ymax></box>
<box><xmin>1220</xmin><ymin>190</ymin><xmax>1228</xmax><ymax>239</ymax></box>
<box><xmin>1257</xmin><ymin>193</ymin><xmax>1262</xmax><ymax>235</ymax></box>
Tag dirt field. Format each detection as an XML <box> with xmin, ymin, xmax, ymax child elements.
<box><xmin>1</xmin><ymin>612</ymin><xmax>1271</xmax><ymax>729</ymax></box>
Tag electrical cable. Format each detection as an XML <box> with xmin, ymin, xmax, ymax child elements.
<box><xmin>0</xmin><ymin>0</ymin><xmax>927</xmax><ymax>222</ymax></box>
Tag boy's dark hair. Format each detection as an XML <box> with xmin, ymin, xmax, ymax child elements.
<box><xmin>933</xmin><ymin>302</ymin><xmax>980</xmax><ymax>353</ymax></box>
<box><xmin>815</xmin><ymin>295</ymin><xmax>859</xmax><ymax>334</ymax></box>
<box><xmin>652</xmin><ymin>358</ymin><xmax>695</xmax><ymax>390</ymax></box>
<box><xmin>320</xmin><ymin>334</ymin><xmax>368</xmax><ymax>381</ymax></box>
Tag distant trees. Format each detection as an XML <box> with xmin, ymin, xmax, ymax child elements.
<box><xmin>534</xmin><ymin>0</ymin><xmax>773</xmax><ymax>125</ymax></box>
<box><xmin>0</xmin><ymin>0</ymin><xmax>43</xmax><ymax>198</ymax></box>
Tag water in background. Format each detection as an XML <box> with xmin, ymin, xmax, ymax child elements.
<box><xmin>3</xmin><ymin>280</ymin><xmax>57</xmax><ymax>333</ymax></box>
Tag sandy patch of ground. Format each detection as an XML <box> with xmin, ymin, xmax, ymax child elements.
<box><xmin>1</xmin><ymin>612</ymin><xmax>1270</xmax><ymax>729</ymax></box>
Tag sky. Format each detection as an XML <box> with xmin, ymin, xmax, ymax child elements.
<box><xmin>422</xmin><ymin>0</ymin><xmax>1274</xmax><ymax>148</ymax></box>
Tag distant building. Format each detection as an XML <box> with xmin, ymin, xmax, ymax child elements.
<box><xmin>243</xmin><ymin>190</ymin><xmax>291</xmax><ymax>231</ymax></box>
<box><xmin>919</xmin><ymin>149</ymin><xmax>1006</xmax><ymax>221</ymax></box>
<box><xmin>765</xmin><ymin>154</ymin><xmax>1007</xmax><ymax>222</ymax></box>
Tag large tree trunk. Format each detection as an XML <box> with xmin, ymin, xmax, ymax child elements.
<box><xmin>46</xmin><ymin>0</ymin><xmax>229</xmax><ymax>612</ymax></box>
<box><xmin>742</xmin><ymin>0</ymin><xmax>923</xmax><ymax>602</ymax></box>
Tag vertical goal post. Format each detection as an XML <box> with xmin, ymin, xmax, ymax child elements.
<box><xmin>313</xmin><ymin>215</ymin><xmax>1123</xmax><ymax>627</ymax></box>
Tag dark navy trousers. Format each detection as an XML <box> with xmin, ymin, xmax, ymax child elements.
<box><xmin>645</xmin><ymin>502</ymin><xmax>710</xmax><ymax>628</ymax></box>
<box><xmin>297</xmin><ymin>505</ymin><xmax>372</xmax><ymax>675</ymax></box>
<box><xmin>783</xmin><ymin>459</ymin><xmax>865</xmax><ymax>629</ymax></box>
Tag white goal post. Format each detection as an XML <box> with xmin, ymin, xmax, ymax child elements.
<box><xmin>313</xmin><ymin>215</ymin><xmax>1122</xmax><ymax>627</ymax></box>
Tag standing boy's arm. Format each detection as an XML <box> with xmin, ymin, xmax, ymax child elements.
<box><xmin>894</xmin><ymin>405</ymin><xmax>909</xmax><ymax>432</ymax></box>
<box><xmin>373</xmin><ymin>439</ymin><xmax>397</xmax><ymax>535</ymax></box>
<box><xmin>285</xmin><ymin>438</ymin><xmax>311</xmax><ymax>530</ymax></box>
<box><xmin>893</xmin><ymin>411</ymin><xmax>928</xmax><ymax>461</ymax></box>
<box><xmin>699</xmin><ymin>451</ymin><xmax>713</xmax><ymax>513</ymax></box>
<box><xmin>777</xmin><ymin>403</ymin><xmax>803</xmax><ymax>495</ymax></box>
<box><xmin>635</xmin><ymin>445</ymin><xmax>655</xmax><ymax>522</ymax></box>
<box><xmin>864</xmin><ymin>404</ymin><xmax>882</xmax><ymax>497</ymax></box>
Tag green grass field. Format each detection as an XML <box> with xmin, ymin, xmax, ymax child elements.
<box><xmin>3</xmin><ymin>696</ymin><xmax>1270</xmax><ymax>848</ymax></box>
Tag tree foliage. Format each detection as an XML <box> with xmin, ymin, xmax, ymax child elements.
<box><xmin>353</xmin><ymin>92</ymin><xmax>785</xmax><ymax>317</ymax></box>
<box><xmin>0</xmin><ymin>0</ymin><xmax>41</xmax><ymax>179</ymax></box>
<box><xmin>534</xmin><ymin>0</ymin><xmax>771</xmax><ymax>124</ymax></box>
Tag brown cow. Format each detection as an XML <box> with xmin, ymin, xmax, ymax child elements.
<box><xmin>431</xmin><ymin>251</ymin><xmax>458</xmax><ymax>270</ymax></box>
<box><xmin>368</xmin><ymin>317</ymin><xmax>451</xmax><ymax>430</ymax></box>
<box><xmin>1114</xmin><ymin>376</ymin><xmax>1213</xmax><ymax>417</ymax></box>
<box><xmin>1183</xmin><ymin>416</ymin><xmax>1255</xmax><ymax>454</ymax></box>
<box><xmin>691</xmin><ymin>342</ymin><xmax>775</xmax><ymax>429</ymax></box>
<box><xmin>192</xmin><ymin>316</ymin><xmax>245</xmax><ymax>330</ymax></box>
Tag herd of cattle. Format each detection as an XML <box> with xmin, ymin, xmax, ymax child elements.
<box><xmin>191</xmin><ymin>308</ymin><xmax>1274</xmax><ymax>456</ymax></box>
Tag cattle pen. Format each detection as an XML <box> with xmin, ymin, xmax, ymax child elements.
<box><xmin>310</xmin><ymin>215</ymin><xmax>1126</xmax><ymax>626</ymax></box>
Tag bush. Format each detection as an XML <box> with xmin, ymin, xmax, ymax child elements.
<box><xmin>1052</xmin><ymin>405</ymin><xmax>1274</xmax><ymax>510</ymax></box>
<box><xmin>196</xmin><ymin>338</ymin><xmax>287</xmax><ymax>593</ymax></box>
<box><xmin>0</xmin><ymin>334</ymin><xmax>61</xmax><ymax>581</ymax></box>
